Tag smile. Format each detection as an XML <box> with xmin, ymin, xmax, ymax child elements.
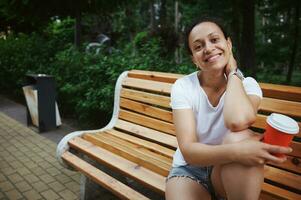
<box><xmin>205</xmin><ymin>53</ymin><xmax>222</xmax><ymax>62</ymax></box>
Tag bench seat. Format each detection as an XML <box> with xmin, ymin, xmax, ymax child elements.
<box><xmin>57</xmin><ymin>70</ymin><xmax>301</xmax><ymax>200</ymax></box>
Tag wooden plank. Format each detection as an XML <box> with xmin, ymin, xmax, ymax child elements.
<box><xmin>68</xmin><ymin>137</ymin><xmax>166</xmax><ymax>194</ymax></box>
<box><xmin>260</xmin><ymin>97</ymin><xmax>301</xmax><ymax>118</ymax></box>
<box><xmin>104</xmin><ymin>129</ymin><xmax>174</xmax><ymax>158</ymax></box>
<box><xmin>264</xmin><ymin>165</ymin><xmax>301</xmax><ymax>192</ymax></box>
<box><xmin>83</xmin><ymin>133</ymin><xmax>171</xmax><ymax>176</ymax></box>
<box><xmin>128</xmin><ymin>70</ymin><xmax>183</xmax><ymax>84</ymax></box>
<box><xmin>92</xmin><ymin>132</ymin><xmax>172</xmax><ymax>165</ymax></box>
<box><xmin>252</xmin><ymin>114</ymin><xmax>301</xmax><ymax>138</ymax></box>
<box><xmin>115</xmin><ymin>119</ymin><xmax>177</xmax><ymax>149</ymax></box>
<box><xmin>261</xmin><ymin>182</ymin><xmax>301</xmax><ymax>200</ymax></box>
<box><xmin>122</xmin><ymin>77</ymin><xmax>172</xmax><ymax>95</ymax></box>
<box><xmin>119</xmin><ymin>109</ymin><xmax>175</xmax><ymax>136</ymax></box>
<box><xmin>268</xmin><ymin>156</ymin><xmax>301</xmax><ymax>175</ymax></box>
<box><xmin>121</xmin><ymin>88</ymin><xmax>171</xmax><ymax>108</ymax></box>
<box><xmin>120</xmin><ymin>98</ymin><xmax>173</xmax><ymax>123</ymax></box>
<box><xmin>61</xmin><ymin>152</ymin><xmax>150</xmax><ymax>200</ymax></box>
<box><xmin>260</xmin><ymin>83</ymin><xmax>301</xmax><ymax>102</ymax></box>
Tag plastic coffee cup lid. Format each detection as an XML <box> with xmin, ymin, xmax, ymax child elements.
<box><xmin>267</xmin><ymin>113</ymin><xmax>299</xmax><ymax>134</ymax></box>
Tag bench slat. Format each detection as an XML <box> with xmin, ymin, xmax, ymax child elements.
<box><xmin>83</xmin><ymin>133</ymin><xmax>171</xmax><ymax>176</ymax></box>
<box><xmin>260</xmin><ymin>97</ymin><xmax>301</xmax><ymax>118</ymax></box>
<box><xmin>268</xmin><ymin>156</ymin><xmax>301</xmax><ymax>175</ymax></box>
<box><xmin>260</xmin><ymin>83</ymin><xmax>301</xmax><ymax>102</ymax></box>
<box><xmin>128</xmin><ymin>70</ymin><xmax>183</xmax><ymax>84</ymax></box>
<box><xmin>261</xmin><ymin>182</ymin><xmax>301</xmax><ymax>200</ymax></box>
<box><xmin>115</xmin><ymin>119</ymin><xmax>177</xmax><ymax>148</ymax></box>
<box><xmin>104</xmin><ymin>129</ymin><xmax>174</xmax><ymax>158</ymax></box>
<box><xmin>119</xmin><ymin>109</ymin><xmax>175</xmax><ymax>135</ymax></box>
<box><xmin>122</xmin><ymin>77</ymin><xmax>172</xmax><ymax>95</ymax></box>
<box><xmin>120</xmin><ymin>98</ymin><xmax>173</xmax><ymax>123</ymax></box>
<box><xmin>121</xmin><ymin>88</ymin><xmax>171</xmax><ymax>108</ymax></box>
<box><xmin>61</xmin><ymin>151</ymin><xmax>150</xmax><ymax>200</ymax></box>
<box><xmin>68</xmin><ymin>137</ymin><xmax>166</xmax><ymax>194</ymax></box>
<box><xmin>264</xmin><ymin>165</ymin><xmax>301</xmax><ymax>192</ymax></box>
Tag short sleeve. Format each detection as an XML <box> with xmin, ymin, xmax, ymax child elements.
<box><xmin>170</xmin><ymin>79</ymin><xmax>192</xmax><ymax>109</ymax></box>
<box><xmin>242</xmin><ymin>77</ymin><xmax>263</xmax><ymax>98</ymax></box>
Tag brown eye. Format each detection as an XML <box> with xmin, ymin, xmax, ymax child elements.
<box><xmin>211</xmin><ymin>38</ymin><xmax>219</xmax><ymax>43</ymax></box>
<box><xmin>194</xmin><ymin>44</ymin><xmax>203</xmax><ymax>51</ymax></box>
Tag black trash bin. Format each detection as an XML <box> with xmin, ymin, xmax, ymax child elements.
<box><xmin>23</xmin><ymin>74</ymin><xmax>61</xmax><ymax>132</ymax></box>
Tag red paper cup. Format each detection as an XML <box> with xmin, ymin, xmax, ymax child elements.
<box><xmin>263</xmin><ymin>113</ymin><xmax>299</xmax><ymax>157</ymax></box>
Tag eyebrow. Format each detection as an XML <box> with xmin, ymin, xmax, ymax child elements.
<box><xmin>192</xmin><ymin>32</ymin><xmax>220</xmax><ymax>44</ymax></box>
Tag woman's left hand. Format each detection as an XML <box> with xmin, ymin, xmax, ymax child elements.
<box><xmin>225</xmin><ymin>52</ymin><xmax>237</xmax><ymax>77</ymax></box>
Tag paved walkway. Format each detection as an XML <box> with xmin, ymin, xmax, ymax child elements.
<box><xmin>0</xmin><ymin>112</ymin><xmax>81</xmax><ymax>199</ymax></box>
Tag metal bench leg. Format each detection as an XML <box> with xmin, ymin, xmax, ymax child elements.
<box><xmin>80</xmin><ymin>175</ymin><xmax>88</xmax><ymax>200</ymax></box>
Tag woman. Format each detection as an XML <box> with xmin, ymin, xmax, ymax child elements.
<box><xmin>165</xmin><ymin>17</ymin><xmax>292</xmax><ymax>200</ymax></box>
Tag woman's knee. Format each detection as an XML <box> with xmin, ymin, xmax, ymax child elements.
<box><xmin>222</xmin><ymin>129</ymin><xmax>254</xmax><ymax>144</ymax></box>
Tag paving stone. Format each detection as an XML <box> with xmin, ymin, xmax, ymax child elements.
<box><xmin>7</xmin><ymin>173</ymin><xmax>23</xmax><ymax>184</ymax></box>
<box><xmin>41</xmin><ymin>189</ymin><xmax>60</xmax><ymax>200</ymax></box>
<box><xmin>5</xmin><ymin>189</ymin><xmax>23</xmax><ymax>200</ymax></box>
<box><xmin>48</xmin><ymin>181</ymin><xmax>66</xmax><ymax>193</ymax></box>
<box><xmin>17</xmin><ymin>167</ymin><xmax>31</xmax><ymax>176</ymax></box>
<box><xmin>0</xmin><ymin>181</ymin><xmax>14</xmax><ymax>192</ymax></box>
<box><xmin>15</xmin><ymin>181</ymin><xmax>32</xmax><ymax>192</ymax></box>
<box><xmin>0</xmin><ymin>161</ymin><xmax>10</xmax><ymax>169</ymax></box>
<box><xmin>55</xmin><ymin>174</ymin><xmax>70</xmax><ymax>184</ymax></box>
<box><xmin>23</xmin><ymin>189</ymin><xmax>42</xmax><ymax>200</ymax></box>
<box><xmin>40</xmin><ymin>174</ymin><xmax>55</xmax><ymax>184</ymax></box>
<box><xmin>31</xmin><ymin>181</ymin><xmax>48</xmax><ymax>193</ymax></box>
<box><xmin>23</xmin><ymin>174</ymin><xmax>39</xmax><ymax>184</ymax></box>
<box><xmin>0</xmin><ymin>191</ymin><xmax>5</xmax><ymax>198</ymax></box>
<box><xmin>38</xmin><ymin>161</ymin><xmax>52</xmax><ymax>169</ymax></box>
<box><xmin>1</xmin><ymin>167</ymin><xmax>16</xmax><ymax>176</ymax></box>
<box><xmin>31</xmin><ymin>166</ymin><xmax>47</xmax><ymax>176</ymax></box>
<box><xmin>0</xmin><ymin>174</ymin><xmax>6</xmax><ymax>182</ymax></box>
<box><xmin>9</xmin><ymin>160</ymin><xmax>24</xmax><ymax>170</ymax></box>
<box><xmin>65</xmin><ymin>181</ymin><xmax>79</xmax><ymax>193</ymax></box>
<box><xmin>59</xmin><ymin>189</ymin><xmax>78</xmax><ymax>200</ymax></box>
<box><xmin>46</xmin><ymin>167</ymin><xmax>61</xmax><ymax>176</ymax></box>
<box><xmin>30</xmin><ymin>155</ymin><xmax>44</xmax><ymax>163</ymax></box>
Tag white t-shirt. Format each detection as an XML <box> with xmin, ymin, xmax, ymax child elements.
<box><xmin>170</xmin><ymin>71</ymin><xmax>263</xmax><ymax>167</ymax></box>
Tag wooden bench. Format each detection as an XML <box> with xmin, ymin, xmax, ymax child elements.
<box><xmin>56</xmin><ymin>70</ymin><xmax>301</xmax><ymax>200</ymax></box>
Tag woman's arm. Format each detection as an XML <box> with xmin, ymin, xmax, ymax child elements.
<box><xmin>223</xmin><ymin>55</ymin><xmax>260</xmax><ymax>131</ymax></box>
<box><xmin>174</xmin><ymin>109</ymin><xmax>291</xmax><ymax>166</ymax></box>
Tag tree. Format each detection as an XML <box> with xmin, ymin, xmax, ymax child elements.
<box><xmin>240</xmin><ymin>0</ymin><xmax>256</xmax><ymax>77</ymax></box>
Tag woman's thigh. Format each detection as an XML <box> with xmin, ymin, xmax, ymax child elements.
<box><xmin>211</xmin><ymin>129</ymin><xmax>260</xmax><ymax>199</ymax></box>
<box><xmin>211</xmin><ymin>166</ymin><xmax>227</xmax><ymax>198</ymax></box>
<box><xmin>165</xmin><ymin>177</ymin><xmax>211</xmax><ymax>200</ymax></box>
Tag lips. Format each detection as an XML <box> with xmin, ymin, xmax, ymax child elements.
<box><xmin>205</xmin><ymin>53</ymin><xmax>222</xmax><ymax>62</ymax></box>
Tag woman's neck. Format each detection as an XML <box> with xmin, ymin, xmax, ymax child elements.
<box><xmin>198</xmin><ymin>70</ymin><xmax>227</xmax><ymax>91</ymax></box>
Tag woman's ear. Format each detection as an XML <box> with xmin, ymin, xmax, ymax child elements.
<box><xmin>227</xmin><ymin>37</ymin><xmax>233</xmax><ymax>52</ymax></box>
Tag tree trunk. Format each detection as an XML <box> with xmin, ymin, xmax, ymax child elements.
<box><xmin>149</xmin><ymin>0</ymin><xmax>156</xmax><ymax>33</ymax></box>
<box><xmin>174</xmin><ymin>1</ymin><xmax>180</xmax><ymax>64</ymax></box>
<box><xmin>286</xmin><ymin>0</ymin><xmax>300</xmax><ymax>83</ymax></box>
<box><xmin>231</xmin><ymin>0</ymin><xmax>241</xmax><ymax>65</ymax></box>
<box><xmin>240</xmin><ymin>0</ymin><xmax>256</xmax><ymax>77</ymax></box>
<box><xmin>160</xmin><ymin>0</ymin><xmax>167</xmax><ymax>27</ymax></box>
<box><xmin>74</xmin><ymin>5</ymin><xmax>81</xmax><ymax>49</ymax></box>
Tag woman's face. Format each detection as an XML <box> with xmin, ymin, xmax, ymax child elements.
<box><xmin>188</xmin><ymin>22</ymin><xmax>232</xmax><ymax>72</ymax></box>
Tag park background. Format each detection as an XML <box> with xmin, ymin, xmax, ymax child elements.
<box><xmin>0</xmin><ymin>0</ymin><xmax>300</xmax><ymax>128</ymax></box>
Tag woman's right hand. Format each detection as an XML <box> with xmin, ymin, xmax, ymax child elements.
<box><xmin>232</xmin><ymin>137</ymin><xmax>292</xmax><ymax>166</ymax></box>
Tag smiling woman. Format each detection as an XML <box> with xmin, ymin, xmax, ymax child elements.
<box><xmin>165</xmin><ymin>16</ymin><xmax>292</xmax><ymax>200</ymax></box>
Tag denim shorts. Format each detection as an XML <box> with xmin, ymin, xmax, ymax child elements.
<box><xmin>166</xmin><ymin>165</ymin><xmax>224</xmax><ymax>200</ymax></box>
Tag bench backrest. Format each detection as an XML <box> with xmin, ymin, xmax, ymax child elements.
<box><xmin>111</xmin><ymin>70</ymin><xmax>301</xmax><ymax>194</ymax></box>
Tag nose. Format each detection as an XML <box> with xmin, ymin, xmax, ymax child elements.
<box><xmin>204</xmin><ymin>42</ymin><xmax>214</xmax><ymax>54</ymax></box>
